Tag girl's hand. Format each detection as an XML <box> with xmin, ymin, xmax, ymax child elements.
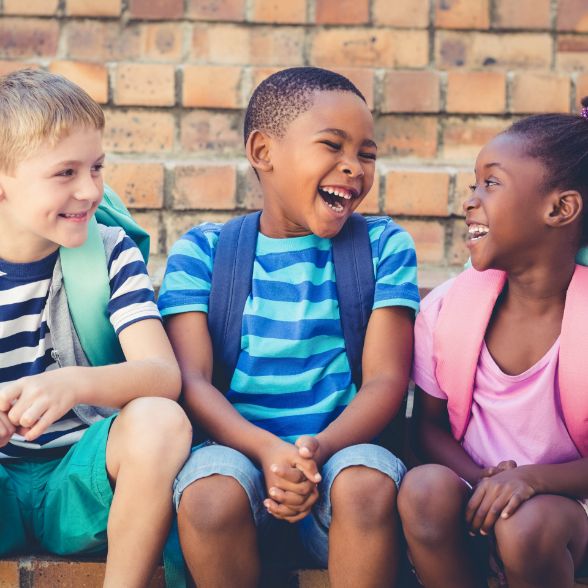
<box><xmin>466</xmin><ymin>467</ymin><xmax>535</xmax><ymax>535</ymax></box>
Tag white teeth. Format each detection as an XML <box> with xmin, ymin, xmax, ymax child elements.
<box><xmin>324</xmin><ymin>200</ymin><xmax>344</xmax><ymax>212</ymax></box>
<box><xmin>320</xmin><ymin>187</ymin><xmax>352</xmax><ymax>199</ymax></box>
<box><xmin>468</xmin><ymin>224</ymin><xmax>489</xmax><ymax>239</ymax></box>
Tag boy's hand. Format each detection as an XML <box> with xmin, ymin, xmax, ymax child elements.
<box><xmin>0</xmin><ymin>411</ymin><xmax>16</xmax><ymax>448</ymax></box>
<box><xmin>0</xmin><ymin>369</ymin><xmax>80</xmax><ymax>442</ymax></box>
<box><xmin>479</xmin><ymin>460</ymin><xmax>517</xmax><ymax>480</ymax></box>
<box><xmin>259</xmin><ymin>441</ymin><xmax>320</xmax><ymax>523</ymax></box>
<box><xmin>466</xmin><ymin>467</ymin><xmax>535</xmax><ymax>536</ymax></box>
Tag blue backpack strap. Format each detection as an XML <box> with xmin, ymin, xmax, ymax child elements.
<box><xmin>332</xmin><ymin>213</ymin><xmax>375</xmax><ymax>388</ymax></box>
<box><xmin>208</xmin><ymin>211</ymin><xmax>261</xmax><ymax>393</ymax></box>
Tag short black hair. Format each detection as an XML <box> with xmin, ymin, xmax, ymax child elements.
<box><xmin>243</xmin><ymin>67</ymin><xmax>366</xmax><ymax>145</ymax></box>
<box><xmin>505</xmin><ymin>99</ymin><xmax>588</xmax><ymax>242</ymax></box>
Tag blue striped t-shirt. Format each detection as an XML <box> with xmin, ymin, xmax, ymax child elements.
<box><xmin>0</xmin><ymin>228</ymin><xmax>160</xmax><ymax>458</ymax></box>
<box><xmin>158</xmin><ymin>216</ymin><xmax>419</xmax><ymax>442</ymax></box>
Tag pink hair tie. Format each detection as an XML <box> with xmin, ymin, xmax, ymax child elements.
<box><xmin>582</xmin><ymin>106</ymin><xmax>588</xmax><ymax>119</ymax></box>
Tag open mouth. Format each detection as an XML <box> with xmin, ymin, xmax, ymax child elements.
<box><xmin>467</xmin><ymin>223</ymin><xmax>489</xmax><ymax>241</ymax></box>
<box><xmin>318</xmin><ymin>186</ymin><xmax>358</xmax><ymax>213</ymax></box>
<box><xmin>59</xmin><ymin>211</ymin><xmax>89</xmax><ymax>221</ymax></box>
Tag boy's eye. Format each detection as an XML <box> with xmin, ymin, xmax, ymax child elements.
<box><xmin>92</xmin><ymin>163</ymin><xmax>104</xmax><ymax>174</ymax></box>
<box><xmin>469</xmin><ymin>183</ymin><xmax>477</xmax><ymax>192</ymax></box>
<box><xmin>359</xmin><ymin>152</ymin><xmax>376</xmax><ymax>161</ymax></box>
<box><xmin>57</xmin><ymin>169</ymin><xmax>74</xmax><ymax>177</ymax></box>
<box><xmin>321</xmin><ymin>140</ymin><xmax>341</xmax><ymax>150</ymax></box>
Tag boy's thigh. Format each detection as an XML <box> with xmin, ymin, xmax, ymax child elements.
<box><xmin>174</xmin><ymin>443</ymin><xmax>268</xmax><ymax>526</ymax></box>
<box><xmin>39</xmin><ymin>415</ymin><xmax>116</xmax><ymax>556</ymax></box>
<box><xmin>299</xmin><ymin>443</ymin><xmax>406</xmax><ymax>567</ymax></box>
<box><xmin>0</xmin><ymin>461</ymin><xmax>29</xmax><ymax>555</ymax></box>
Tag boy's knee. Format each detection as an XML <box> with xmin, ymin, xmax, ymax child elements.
<box><xmin>178</xmin><ymin>475</ymin><xmax>252</xmax><ymax>535</ymax></box>
<box><xmin>115</xmin><ymin>397</ymin><xmax>192</xmax><ymax>458</ymax></box>
<box><xmin>398</xmin><ymin>465</ymin><xmax>466</xmax><ymax>541</ymax></box>
<box><xmin>331</xmin><ymin>466</ymin><xmax>397</xmax><ymax>527</ymax></box>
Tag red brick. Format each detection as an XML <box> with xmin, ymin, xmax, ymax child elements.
<box><xmin>436</xmin><ymin>31</ymin><xmax>552</xmax><ymax>69</ymax></box>
<box><xmin>385</xmin><ymin>169</ymin><xmax>450</xmax><ymax>217</ymax></box>
<box><xmin>104</xmin><ymin>162</ymin><xmax>165</xmax><ymax>209</ymax></box>
<box><xmin>511</xmin><ymin>72</ymin><xmax>571</xmax><ymax>114</ymax></box>
<box><xmin>134</xmin><ymin>212</ymin><xmax>162</xmax><ymax>255</ymax></box>
<box><xmin>65</xmin><ymin>21</ymin><xmax>142</xmax><ymax>62</ymax></box>
<box><xmin>373</xmin><ymin>0</ymin><xmax>429</xmax><ymax>27</ymax></box>
<box><xmin>452</xmin><ymin>170</ymin><xmax>475</xmax><ymax>216</ymax></box>
<box><xmin>311</xmin><ymin>29</ymin><xmax>429</xmax><ymax>68</ymax></box>
<box><xmin>66</xmin><ymin>0</ymin><xmax>121</xmax><ymax>17</ymax></box>
<box><xmin>435</xmin><ymin>0</ymin><xmax>490</xmax><ymax>30</ymax></box>
<box><xmin>191</xmin><ymin>24</ymin><xmax>250</xmax><ymax>64</ymax></box>
<box><xmin>129</xmin><ymin>0</ymin><xmax>183</xmax><ymax>20</ymax></box>
<box><xmin>333</xmin><ymin>67</ymin><xmax>374</xmax><ymax>110</ymax></box>
<box><xmin>382</xmin><ymin>71</ymin><xmax>440</xmax><ymax>113</ymax></box>
<box><xmin>449</xmin><ymin>219</ymin><xmax>469</xmax><ymax>265</ymax></box>
<box><xmin>141</xmin><ymin>24</ymin><xmax>184</xmax><ymax>62</ymax></box>
<box><xmin>172</xmin><ymin>164</ymin><xmax>237</xmax><ymax>210</ymax></box>
<box><xmin>114</xmin><ymin>64</ymin><xmax>175</xmax><ymax>107</ymax></box>
<box><xmin>0</xmin><ymin>61</ymin><xmax>39</xmax><ymax>75</ymax></box>
<box><xmin>446</xmin><ymin>71</ymin><xmax>506</xmax><ymax>114</ymax></box>
<box><xmin>249</xmin><ymin>27</ymin><xmax>305</xmax><ymax>66</ymax></box>
<box><xmin>181</xmin><ymin>111</ymin><xmax>243</xmax><ymax>155</ymax></box>
<box><xmin>251</xmin><ymin>66</ymin><xmax>283</xmax><ymax>90</ymax></box>
<box><xmin>182</xmin><ymin>65</ymin><xmax>243</xmax><ymax>108</ymax></box>
<box><xmin>49</xmin><ymin>62</ymin><xmax>108</xmax><ymax>105</ymax></box>
<box><xmin>376</xmin><ymin>116</ymin><xmax>438</xmax><ymax>159</ymax></box>
<box><xmin>4</xmin><ymin>0</ymin><xmax>58</xmax><ymax>15</ymax></box>
<box><xmin>0</xmin><ymin>18</ymin><xmax>59</xmax><ymax>59</ymax></box>
<box><xmin>357</xmin><ymin>169</ymin><xmax>380</xmax><ymax>214</ymax></box>
<box><xmin>557</xmin><ymin>35</ymin><xmax>588</xmax><ymax>71</ymax></box>
<box><xmin>442</xmin><ymin>117</ymin><xmax>509</xmax><ymax>161</ymax></box>
<box><xmin>315</xmin><ymin>0</ymin><xmax>369</xmax><ymax>25</ymax></box>
<box><xmin>493</xmin><ymin>0</ymin><xmax>551</xmax><ymax>29</ymax></box>
<box><xmin>400</xmin><ymin>220</ymin><xmax>445</xmax><ymax>264</ymax></box>
<box><xmin>186</xmin><ymin>0</ymin><xmax>246</xmax><ymax>21</ymax></box>
<box><xmin>558</xmin><ymin>0</ymin><xmax>588</xmax><ymax>32</ymax></box>
<box><xmin>250</xmin><ymin>0</ymin><xmax>307</xmax><ymax>24</ymax></box>
<box><xmin>103</xmin><ymin>110</ymin><xmax>175</xmax><ymax>153</ymax></box>
<box><xmin>0</xmin><ymin>560</ymin><xmax>19</xmax><ymax>586</ymax></box>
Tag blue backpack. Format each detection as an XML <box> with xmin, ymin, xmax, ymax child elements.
<box><xmin>207</xmin><ymin>210</ymin><xmax>375</xmax><ymax>393</ymax></box>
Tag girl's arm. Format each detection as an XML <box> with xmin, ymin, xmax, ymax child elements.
<box><xmin>413</xmin><ymin>386</ymin><xmax>484</xmax><ymax>485</ymax></box>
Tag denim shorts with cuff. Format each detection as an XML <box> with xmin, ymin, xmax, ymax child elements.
<box><xmin>173</xmin><ymin>442</ymin><xmax>406</xmax><ymax>567</ymax></box>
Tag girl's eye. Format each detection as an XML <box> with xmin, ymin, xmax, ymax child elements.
<box><xmin>321</xmin><ymin>140</ymin><xmax>341</xmax><ymax>150</ymax></box>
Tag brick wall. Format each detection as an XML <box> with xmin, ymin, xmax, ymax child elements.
<box><xmin>1</xmin><ymin>0</ymin><xmax>587</xmax><ymax>286</ymax></box>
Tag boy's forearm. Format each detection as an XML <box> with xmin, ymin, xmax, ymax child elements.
<box><xmin>182</xmin><ymin>376</ymin><xmax>286</xmax><ymax>464</ymax></box>
<box><xmin>520</xmin><ymin>459</ymin><xmax>588</xmax><ymax>498</ymax></box>
<box><xmin>73</xmin><ymin>357</ymin><xmax>181</xmax><ymax>407</ymax></box>
<box><xmin>315</xmin><ymin>374</ymin><xmax>406</xmax><ymax>464</ymax></box>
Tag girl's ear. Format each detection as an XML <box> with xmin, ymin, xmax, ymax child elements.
<box><xmin>246</xmin><ymin>130</ymin><xmax>273</xmax><ymax>174</ymax></box>
<box><xmin>545</xmin><ymin>190</ymin><xmax>583</xmax><ymax>228</ymax></box>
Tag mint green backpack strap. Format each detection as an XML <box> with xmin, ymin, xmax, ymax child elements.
<box><xmin>60</xmin><ymin>217</ymin><xmax>125</xmax><ymax>366</ymax></box>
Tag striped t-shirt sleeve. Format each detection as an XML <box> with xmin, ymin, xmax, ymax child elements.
<box><xmin>368</xmin><ymin>217</ymin><xmax>420</xmax><ymax>313</ymax></box>
<box><xmin>158</xmin><ymin>224</ymin><xmax>220</xmax><ymax>317</ymax></box>
<box><xmin>106</xmin><ymin>230</ymin><xmax>160</xmax><ymax>333</ymax></box>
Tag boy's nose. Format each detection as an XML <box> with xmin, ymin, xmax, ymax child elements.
<box><xmin>75</xmin><ymin>175</ymin><xmax>103</xmax><ymax>201</ymax></box>
<box><xmin>340</xmin><ymin>159</ymin><xmax>364</xmax><ymax>178</ymax></box>
<box><xmin>463</xmin><ymin>195</ymin><xmax>480</xmax><ymax>213</ymax></box>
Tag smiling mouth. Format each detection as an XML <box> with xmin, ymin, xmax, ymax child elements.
<box><xmin>467</xmin><ymin>223</ymin><xmax>489</xmax><ymax>241</ymax></box>
<box><xmin>318</xmin><ymin>186</ymin><xmax>358</xmax><ymax>213</ymax></box>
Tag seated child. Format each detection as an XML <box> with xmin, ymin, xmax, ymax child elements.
<box><xmin>398</xmin><ymin>104</ymin><xmax>588</xmax><ymax>587</ymax></box>
<box><xmin>0</xmin><ymin>70</ymin><xmax>191</xmax><ymax>587</ymax></box>
<box><xmin>158</xmin><ymin>66</ymin><xmax>420</xmax><ymax>587</ymax></box>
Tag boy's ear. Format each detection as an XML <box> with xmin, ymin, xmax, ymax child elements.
<box><xmin>246</xmin><ymin>130</ymin><xmax>273</xmax><ymax>174</ymax></box>
<box><xmin>544</xmin><ymin>190</ymin><xmax>583</xmax><ymax>228</ymax></box>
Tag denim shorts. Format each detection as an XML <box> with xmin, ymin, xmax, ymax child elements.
<box><xmin>173</xmin><ymin>442</ymin><xmax>406</xmax><ymax>567</ymax></box>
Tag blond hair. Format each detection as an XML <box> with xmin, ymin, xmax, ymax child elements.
<box><xmin>0</xmin><ymin>69</ymin><xmax>105</xmax><ymax>173</ymax></box>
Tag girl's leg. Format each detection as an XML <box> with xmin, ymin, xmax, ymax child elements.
<box><xmin>103</xmin><ymin>397</ymin><xmax>193</xmax><ymax>588</ymax></box>
<box><xmin>178</xmin><ymin>475</ymin><xmax>259</xmax><ymax>588</ymax></box>
<box><xmin>494</xmin><ymin>494</ymin><xmax>588</xmax><ymax>588</ymax></box>
<box><xmin>398</xmin><ymin>464</ymin><xmax>482</xmax><ymax>588</ymax></box>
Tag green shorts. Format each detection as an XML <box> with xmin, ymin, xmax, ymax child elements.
<box><xmin>0</xmin><ymin>415</ymin><xmax>115</xmax><ymax>557</ymax></box>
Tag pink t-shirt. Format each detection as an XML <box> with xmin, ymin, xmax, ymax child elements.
<box><xmin>412</xmin><ymin>279</ymin><xmax>581</xmax><ymax>468</ymax></box>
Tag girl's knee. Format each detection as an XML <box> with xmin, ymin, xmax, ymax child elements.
<box><xmin>331</xmin><ymin>466</ymin><xmax>397</xmax><ymax>527</ymax></box>
<box><xmin>178</xmin><ymin>475</ymin><xmax>252</xmax><ymax>535</ymax></box>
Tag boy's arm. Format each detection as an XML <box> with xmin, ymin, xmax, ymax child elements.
<box><xmin>310</xmin><ymin>306</ymin><xmax>414</xmax><ymax>466</ymax></box>
<box><xmin>413</xmin><ymin>386</ymin><xmax>483</xmax><ymax>485</ymax></box>
<box><xmin>165</xmin><ymin>311</ymin><xmax>320</xmax><ymax>520</ymax></box>
<box><xmin>0</xmin><ymin>317</ymin><xmax>181</xmax><ymax>440</ymax></box>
